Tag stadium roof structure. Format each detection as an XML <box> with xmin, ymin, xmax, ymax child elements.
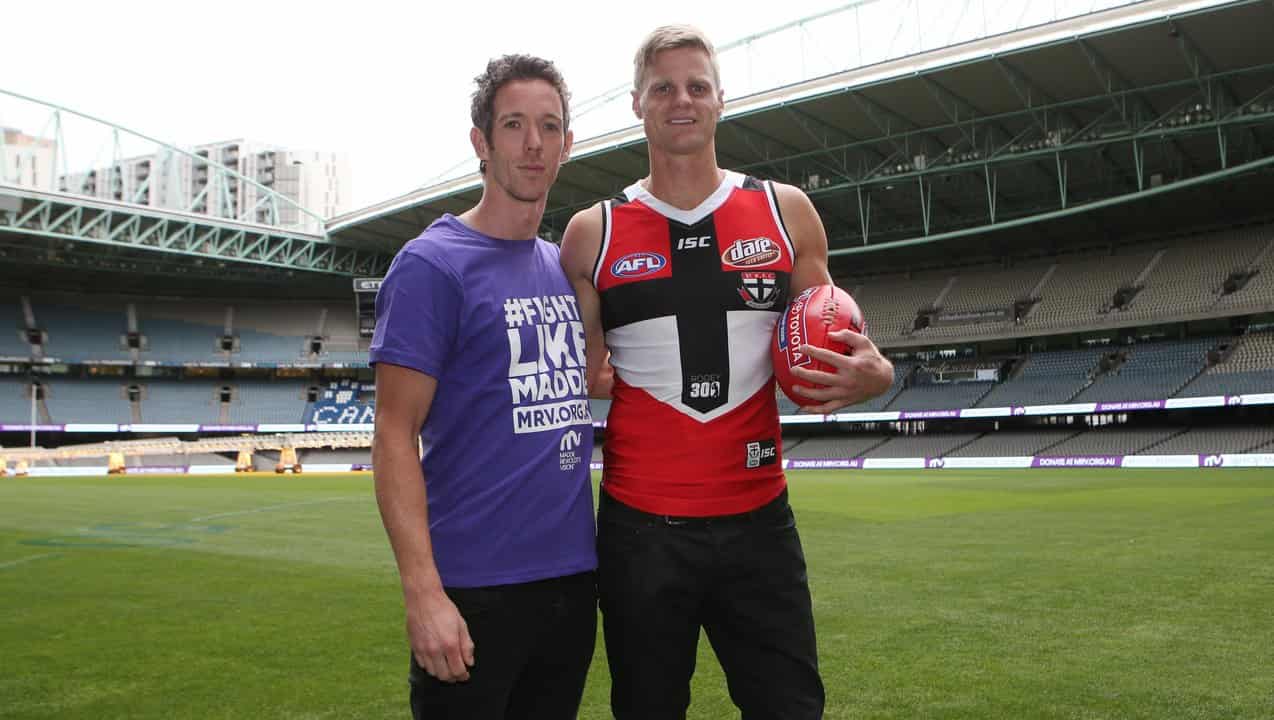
<box><xmin>328</xmin><ymin>0</ymin><xmax>1274</xmax><ymax>272</ymax></box>
<box><xmin>0</xmin><ymin>90</ymin><xmax>393</xmax><ymax>298</ymax></box>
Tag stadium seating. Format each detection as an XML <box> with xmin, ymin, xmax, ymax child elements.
<box><xmin>1220</xmin><ymin>330</ymin><xmax>1274</xmax><ymax>372</ymax></box>
<box><xmin>1181</xmin><ymin>371</ymin><xmax>1274</xmax><ymax>397</ymax></box>
<box><xmin>130</xmin><ymin>452</ymin><xmax>234</xmax><ymax>466</ymax></box>
<box><xmin>842</xmin><ymin>361</ymin><xmax>912</xmax><ymax>411</ymax></box>
<box><xmin>947</xmin><ymin>430</ymin><xmax>1083</xmax><ymax>457</ymax></box>
<box><xmin>299</xmin><ymin>449</ymin><xmax>371</xmax><ymax>465</ymax></box>
<box><xmin>1074</xmin><ymin>337</ymin><xmax>1214</xmax><ymax>403</ymax></box>
<box><xmin>831</xmin><ymin>224</ymin><xmax>1274</xmax><ymax>345</ymax></box>
<box><xmin>231</xmin><ymin>329</ymin><xmax>310</xmax><ymax>364</ymax></box>
<box><xmin>1177</xmin><ymin>330</ymin><xmax>1274</xmax><ymax>397</ymax></box>
<box><xmin>1</xmin><ymin>301</ymin><xmax>31</xmax><ymax>358</ymax></box>
<box><xmin>776</xmin><ymin>366</ymin><xmax>909</xmax><ymax>415</ymax></box>
<box><xmin>138</xmin><ymin>317</ymin><xmax>227</xmax><ymax>363</ymax></box>
<box><xmin>138</xmin><ymin>381</ymin><xmax>222</xmax><ymax>424</ymax></box>
<box><xmin>589</xmin><ymin>399</ymin><xmax>612</xmax><ymax>422</ymax></box>
<box><xmin>776</xmin><ymin>394</ymin><xmax>801</xmax><ymax>415</ymax></box>
<box><xmin>1139</xmin><ymin>426</ymin><xmax>1274</xmax><ymax>454</ymax></box>
<box><xmin>41</xmin><ymin>378</ymin><xmax>132</xmax><ymax>425</ymax></box>
<box><xmin>1212</xmin><ymin>232</ymin><xmax>1274</xmax><ymax>312</ymax></box>
<box><xmin>33</xmin><ymin>302</ymin><xmax>131</xmax><ymax>362</ymax></box>
<box><xmin>0</xmin><ymin>376</ymin><xmax>32</xmax><ymax>422</ymax></box>
<box><xmin>781</xmin><ymin>425</ymin><xmax>1274</xmax><ymax>458</ymax></box>
<box><xmin>316</xmin><ymin>310</ymin><xmax>367</xmax><ymax>364</ymax></box>
<box><xmin>11</xmin><ymin>298</ymin><xmax>373</xmax><ymax>366</ymax></box>
<box><xmin>1118</xmin><ymin>227</ymin><xmax>1270</xmax><ymax>321</ymax></box>
<box><xmin>852</xmin><ymin>273</ymin><xmax>950</xmax><ymax>340</ymax></box>
<box><xmin>785</xmin><ymin>434</ymin><xmax>891</xmax><ymax>458</ymax></box>
<box><xmin>1025</xmin><ymin>249</ymin><xmax>1157</xmax><ymax>329</ymax></box>
<box><xmin>226</xmin><ymin>382</ymin><xmax>309</xmax><ymax>424</ymax></box>
<box><xmin>865</xmin><ymin>432</ymin><xmax>981</xmax><ymax>458</ymax></box>
<box><xmin>976</xmin><ymin>348</ymin><xmax>1105</xmax><ymax>407</ymax></box>
<box><xmin>1039</xmin><ymin>427</ymin><xmax>1179</xmax><ymax>455</ymax></box>
<box><xmin>909</xmin><ymin>262</ymin><xmax>1050</xmax><ymax>339</ymax></box>
<box><xmin>842</xmin><ymin>250</ymin><xmax>1155</xmax><ymax>337</ymax></box>
<box><xmin>886</xmin><ymin>381</ymin><xmax>994</xmax><ymax>411</ymax></box>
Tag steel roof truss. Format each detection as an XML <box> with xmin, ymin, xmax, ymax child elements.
<box><xmin>46</xmin><ymin>205</ymin><xmax>81</xmax><ymax>234</ymax></box>
<box><xmin>78</xmin><ymin>209</ymin><xmax>111</xmax><ymax>238</ymax></box>
<box><xmin>1169</xmin><ymin>19</ymin><xmax>1235</xmax><ymax>111</ymax></box>
<box><xmin>287</xmin><ymin>242</ymin><xmax>313</xmax><ymax>268</ymax></box>
<box><xmin>240</xmin><ymin>192</ymin><xmax>276</xmax><ymax>225</ymax></box>
<box><xmin>919</xmin><ymin>76</ymin><xmax>982</xmax><ymax>149</ymax></box>
<box><xmin>106</xmin><ymin>215</ymin><xmax>140</xmax><ymax>244</ymax></box>
<box><xmin>312</xmin><ymin>247</ymin><xmax>335</xmax><ymax>271</ymax></box>
<box><xmin>134</xmin><ymin>219</ymin><xmax>168</xmax><ymax>247</ymax></box>
<box><xmin>15</xmin><ymin>199</ymin><xmax>52</xmax><ymax>229</ymax></box>
<box><xmin>260</xmin><ymin>237</ymin><xmax>290</xmax><ymax>263</ymax></box>
<box><xmin>729</xmin><ymin>118</ymin><xmax>850</xmax><ymax>183</ymax></box>
<box><xmin>848</xmin><ymin>91</ymin><xmax>914</xmax><ymax>158</ymax></box>
<box><xmin>1078</xmin><ymin>38</ymin><xmax>1142</xmax><ymax>124</ymax></box>
<box><xmin>993</xmin><ymin>56</ymin><xmax>1086</xmax><ymax>144</ymax></box>
<box><xmin>191</xmin><ymin>226</ymin><xmax>218</xmax><ymax>254</ymax></box>
<box><xmin>239</xmin><ymin>233</ymin><xmax>267</xmax><ymax>260</ymax></box>
<box><xmin>165</xmin><ymin>223</ymin><xmax>196</xmax><ymax>251</ymax></box>
<box><xmin>214</xmin><ymin>230</ymin><xmax>245</xmax><ymax>257</ymax></box>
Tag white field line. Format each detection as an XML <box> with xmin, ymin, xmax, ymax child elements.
<box><xmin>0</xmin><ymin>553</ymin><xmax>62</xmax><ymax>570</ymax></box>
<box><xmin>189</xmin><ymin>496</ymin><xmax>363</xmax><ymax>523</ymax></box>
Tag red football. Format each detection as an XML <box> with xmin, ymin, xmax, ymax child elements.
<box><xmin>772</xmin><ymin>284</ymin><xmax>865</xmax><ymax>407</ymax></box>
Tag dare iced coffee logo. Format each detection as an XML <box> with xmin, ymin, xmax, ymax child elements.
<box><xmin>721</xmin><ymin>237</ymin><xmax>780</xmax><ymax>268</ymax></box>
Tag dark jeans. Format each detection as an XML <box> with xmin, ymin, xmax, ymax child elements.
<box><xmin>408</xmin><ymin>570</ymin><xmax>597</xmax><ymax>720</ymax></box>
<box><xmin>597</xmin><ymin>489</ymin><xmax>824</xmax><ymax>720</ymax></box>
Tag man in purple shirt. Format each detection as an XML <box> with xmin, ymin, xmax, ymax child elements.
<box><xmin>370</xmin><ymin>55</ymin><xmax>596</xmax><ymax>720</ymax></box>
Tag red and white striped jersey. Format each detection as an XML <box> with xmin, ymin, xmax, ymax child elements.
<box><xmin>594</xmin><ymin>171</ymin><xmax>795</xmax><ymax>516</ymax></box>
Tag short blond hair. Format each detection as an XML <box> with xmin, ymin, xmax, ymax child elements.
<box><xmin>632</xmin><ymin>25</ymin><xmax>721</xmax><ymax>93</ymax></box>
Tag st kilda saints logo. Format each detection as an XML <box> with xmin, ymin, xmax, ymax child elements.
<box><xmin>721</xmin><ymin>236</ymin><xmax>781</xmax><ymax>268</ymax></box>
<box><xmin>738</xmin><ymin>271</ymin><xmax>779</xmax><ymax>309</ymax></box>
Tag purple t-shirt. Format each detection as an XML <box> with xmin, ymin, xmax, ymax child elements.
<box><xmin>370</xmin><ymin>215</ymin><xmax>596</xmax><ymax>588</ymax></box>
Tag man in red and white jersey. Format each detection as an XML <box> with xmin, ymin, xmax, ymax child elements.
<box><xmin>560</xmin><ymin>25</ymin><xmax>893</xmax><ymax>720</ymax></box>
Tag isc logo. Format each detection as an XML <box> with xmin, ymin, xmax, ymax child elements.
<box><xmin>745</xmin><ymin>440</ymin><xmax>778</xmax><ymax>469</ymax></box>
<box><xmin>611</xmin><ymin>252</ymin><xmax>667</xmax><ymax>278</ymax></box>
<box><xmin>560</xmin><ymin>430</ymin><xmax>582</xmax><ymax>452</ymax></box>
<box><xmin>677</xmin><ymin>236</ymin><xmax>711</xmax><ymax>250</ymax></box>
<box><xmin>722</xmin><ymin>237</ymin><xmax>780</xmax><ymax>268</ymax></box>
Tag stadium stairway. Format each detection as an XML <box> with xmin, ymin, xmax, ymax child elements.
<box><xmin>1042</xmin><ymin>427</ymin><xmax>1179</xmax><ymax>456</ymax></box>
<box><xmin>856</xmin><ymin>436</ymin><xmax>893</xmax><ymax>457</ymax></box>
<box><xmin>942</xmin><ymin>432</ymin><xmax>986</xmax><ymax>457</ymax></box>
<box><xmin>1134</xmin><ymin>427</ymin><xmax>1192</xmax><ymax>455</ymax></box>
<box><xmin>1034</xmin><ymin>429</ymin><xmax>1087</xmax><ymax>454</ymax></box>
<box><xmin>1172</xmin><ymin>352</ymin><xmax>1219</xmax><ymax>397</ymax></box>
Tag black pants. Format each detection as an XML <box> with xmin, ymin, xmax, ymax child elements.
<box><xmin>597</xmin><ymin>489</ymin><xmax>824</xmax><ymax>720</ymax></box>
<box><xmin>408</xmin><ymin>571</ymin><xmax>596</xmax><ymax>720</ymax></box>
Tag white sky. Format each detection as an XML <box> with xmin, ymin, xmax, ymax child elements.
<box><xmin>5</xmin><ymin>0</ymin><xmax>851</xmax><ymax>209</ymax></box>
<box><xmin>5</xmin><ymin>0</ymin><xmax>1149</xmax><ymax>214</ymax></box>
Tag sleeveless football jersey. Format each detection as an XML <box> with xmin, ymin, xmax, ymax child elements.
<box><xmin>594</xmin><ymin>171</ymin><xmax>794</xmax><ymax>516</ymax></box>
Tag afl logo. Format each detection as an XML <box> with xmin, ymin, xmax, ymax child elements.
<box><xmin>611</xmin><ymin>252</ymin><xmax>667</xmax><ymax>278</ymax></box>
<box><xmin>722</xmin><ymin>237</ymin><xmax>781</xmax><ymax>268</ymax></box>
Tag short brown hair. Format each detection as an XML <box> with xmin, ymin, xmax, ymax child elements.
<box><xmin>632</xmin><ymin>25</ymin><xmax>721</xmax><ymax>92</ymax></box>
<box><xmin>470</xmin><ymin>54</ymin><xmax>571</xmax><ymax>173</ymax></box>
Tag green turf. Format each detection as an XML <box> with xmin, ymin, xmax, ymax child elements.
<box><xmin>2</xmin><ymin>469</ymin><xmax>1273</xmax><ymax>719</ymax></box>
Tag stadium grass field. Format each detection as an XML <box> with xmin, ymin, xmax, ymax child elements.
<box><xmin>2</xmin><ymin>469</ymin><xmax>1273</xmax><ymax>719</ymax></box>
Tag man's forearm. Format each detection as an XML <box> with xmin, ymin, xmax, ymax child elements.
<box><xmin>373</xmin><ymin>435</ymin><xmax>444</xmax><ymax>600</ymax></box>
